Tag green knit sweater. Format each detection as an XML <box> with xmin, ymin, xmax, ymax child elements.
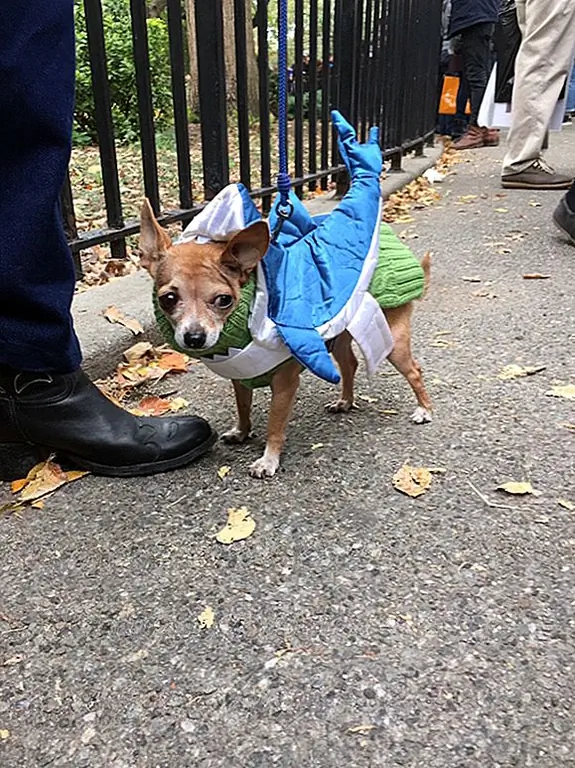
<box><xmin>154</xmin><ymin>222</ymin><xmax>424</xmax><ymax>388</ymax></box>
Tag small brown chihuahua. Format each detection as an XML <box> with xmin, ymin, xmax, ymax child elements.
<box><xmin>140</xmin><ymin>200</ymin><xmax>432</xmax><ymax>478</ymax></box>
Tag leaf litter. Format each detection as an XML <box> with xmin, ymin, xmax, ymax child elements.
<box><xmin>215</xmin><ymin>507</ymin><xmax>256</xmax><ymax>544</ymax></box>
<box><xmin>197</xmin><ymin>606</ymin><xmax>215</xmax><ymax>629</ymax></box>
<box><xmin>546</xmin><ymin>384</ymin><xmax>575</xmax><ymax>401</ymax></box>
<box><xmin>392</xmin><ymin>465</ymin><xmax>433</xmax><ymax>498</ymax></box>
<box><xmin>2</xmin><ymin>458</ymin><xmax>89</xmax><ymax>514</ymax></box>
<box><xmin>497</xmin><ymin>481</ymin><xmax>542</xmax><ymax>497</ymax></box>
<box><xmin>102</xmin><ymin>305</ymin><xmax>143</xmax><ymax>335</ymax></box>
<box><xmin>497</xmin><ymin>364</ymin><xmax>546</xmax><ymax>380</ymax></box>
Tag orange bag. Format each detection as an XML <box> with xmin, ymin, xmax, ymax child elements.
<box><xmin>439</xmin><ymin>74</ymin><xmax>471</xmax><ymax>116</ymax></box>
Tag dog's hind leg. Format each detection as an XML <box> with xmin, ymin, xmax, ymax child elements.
<box><xmin>325</xmin><ymin>331</ymin><xmax>358</xmax><ymax>414</ymax></box>
<box><xmin>384</xmin><ymin>304</ymin><xmax>432</xmax><ymax>424</ymax></box>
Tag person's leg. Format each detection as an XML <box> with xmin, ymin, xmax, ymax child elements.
<box><xmin>453</xmin><ymin>23</ymin><xmax>495</xmax><ymax>149</ymax></box>
<box><xmin>553</xmin><ymin>178</ymin><xmax>575</xmax><ymax>243</ymax></box>
<box><xmin>502</xmin><ymin>0</ymin><xmax>575</xmax><ymax>187</ymax></box>
<box><xmin>0</xmin><ymin>0</ymin><xmax>80</xmax><ymax>373</ymax></box>
<box><xmin>0</xmin><ymin>0</ymin><xmax>216</xmax><ymax>480</ymax></box>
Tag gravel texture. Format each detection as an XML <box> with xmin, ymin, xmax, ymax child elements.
<box><xmin>1</xmin><ymin>133</ymin><xmax>574</xmax><ymax>768</ymax></box>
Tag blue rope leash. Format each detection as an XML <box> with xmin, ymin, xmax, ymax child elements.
<box><xmin>273</xmin><ymin>0</ymin><xmax>293</xmax><ymax>241</ymax></box>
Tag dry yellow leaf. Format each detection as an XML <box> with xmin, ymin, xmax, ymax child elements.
<box><xmin>215</xmin><ymin>507</ymin><xmax>256</xmax><ymax>544</ymax></box>
<box><xmin>123</xmin><ymin>341</ymin><xmax>153</xmax><ymax>363</ymax></box>
<box><xmin>523</xmin><ymin>273</ymin><xmax>551</xmax><ymax>280</ymax></box>
<box><xmin>169</xmin><ymin>397</ymin><xmax>189</xmax><ymax>412</ymax></box>
<box><xmin>9</xmin><ymin>459</ymin><xmax>89</xmax><ymax>509</ymax></box>
<box><xmin>495</xmin><ymin>207</ymin><xmax>509</xmax><ymax>213</ymax></box>
<box><xmin>348</xmin><ymin>724</ymin><xmax>376</xmax><ymax>734</ymax></box>
<box><xmin>546</xmin><ymin>384</ymin><xmax>575</xmax><ymax>401</ymax></box>
<box><xmin>392</xmin><ymin>465</ymin><xmax>432</xmax><ymax>498</ymax></box>
<box><xmin>497</xmin><ymin>481</ymin><xmax>540</xmax><ymax>496</ymax></box>
<box><xmin>0</xmin><ymin>729</ymin><xmax>9</xmax><ymax>740</ymax></box>
<box><xmin>217</xmin><ymin>465</ymin><xmax>231</xmax><ymax>480</ymax></box>
<box><xmin>197</xmin><ymin>606</ymin><xmax>215</xmax><ymax>629</ymax></box>
<box><xmin>103</xmin><ymin>305</ymin><xmax>144</xmax><ymax>335</ymax></box>
<box><xmin>558</xmin><ymin>499</ymin><xmax>575</xmax><ymax>511</ymax></box>
<box><xmin>311</xmin><ymin>443</ymin><xmax>324</xmax><ymax>451</ymax></box>
<box><xmin>562</xmin><ymin>423</ymin><xmax>575</xmax><ymax>433</ymax></box>
<box><xmin>498</xmin><ymin>364</ymin><xmax>546</xmax><ymax>380</ymax></box>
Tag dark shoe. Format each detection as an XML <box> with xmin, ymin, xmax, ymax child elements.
<box><xmin>553</xmin><ymin>196</ymin><xmax>575</xmax><ymax>244</ymax></box>
<box><xmin>502</xmin><ymin>159</ymin><xmax>574</xmax><ymax>190</ymax></box>
<box><xmin>482</xmin><ymin>127</ymin><xmax>500</xmax><ymax>146</ymax></box>
<box><xmin>452</xmin><ymin>125</ymin><xmax>485</xmax><ymax>151</ymax></box>
<box><xmin>0</xmin><ymin>368</ymin><xmax>216</xmax><ymax>481</ymax></box>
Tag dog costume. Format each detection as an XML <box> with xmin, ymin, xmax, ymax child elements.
<box><xmin>154</xmin><ymin>113</ymin><xmax>424</xmax><ymax>388</ymax></box>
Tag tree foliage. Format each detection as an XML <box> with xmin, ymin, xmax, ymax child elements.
<box><xmin>74</xmin><ymin>0</ymin><xmax>173</xmax><ymax>144</ymax></box>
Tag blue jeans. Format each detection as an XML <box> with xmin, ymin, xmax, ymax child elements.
<box><xmin>0</xmin><ymin>0</ymin><xmax>81</xmax><ymax>373</ymax></box>
<box><xmin>566</xmin><ymin>60</ymin><xmax>575</xmax><ymax>113</ymax></box>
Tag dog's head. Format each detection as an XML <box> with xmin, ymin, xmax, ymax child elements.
<box><xmin>139</xmin><ymin>200</ymin><xmax>270</xmax><ymax>351</ymax></box>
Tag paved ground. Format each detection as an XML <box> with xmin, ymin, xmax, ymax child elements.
<box><xmin>1</xmin><ymin>131</ymin><xmax>575</xmax><ymax>768</ymax></box>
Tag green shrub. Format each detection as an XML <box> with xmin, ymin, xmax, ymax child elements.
<box><xmin>74</xmin><ymin>0</ymin><xmax>173</xmax><ymax>144</ymax></box>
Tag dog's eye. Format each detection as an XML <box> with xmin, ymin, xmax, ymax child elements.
<box><xmin>214</xmin><ymin>294</ymin><xmax>234</xmax><ymax>310</ymax></box>
<box><xmin>158</xmin><ymin>291</ymin><xmax>179</xmax><ymax>312</ymax></box>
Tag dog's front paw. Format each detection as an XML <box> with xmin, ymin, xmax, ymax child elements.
<box><xmin>221</xmin><ymin>426</ymin><xmax>252</xmax><ymax>445</ymax></box>
<box><xmin>411</xmin><ymin>406</ymin><xmax>432</xmax><ymax>424</ymax></box>
<box><xmin>249</xmin><ymin>453</ymin><xmax>280</xmax><ymax>478</ymax></box>
<box><xmin>325</xmin><ymin>398</ymin><xmax>354</xmax><ymax>413</ymax></box>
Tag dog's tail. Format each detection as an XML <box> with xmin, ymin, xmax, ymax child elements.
<box><xmin>420</xmin><ymin>251</ymin><xmax>431</xmax><ymax>299</ymax></box>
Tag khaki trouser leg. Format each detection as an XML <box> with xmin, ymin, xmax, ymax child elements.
<box><xmin>502</xmin><ymin>0</ymin><xmax>575</xmax><ymax>176</ymax></box>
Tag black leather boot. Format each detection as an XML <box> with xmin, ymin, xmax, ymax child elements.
<box><xmin>0</xmin><ymin>367</ymin><xmax>217</xmax><ymax>481</ymax></box>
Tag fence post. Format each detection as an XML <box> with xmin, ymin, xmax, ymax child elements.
<box><xmin>194</xmin><ymin>0</ymin><xmax>229</xmax><ymax>200</ymax></box>
<box><xmin>83</xmin><ymin>0</ymin><xmax>126</xmax><ymax>258</ymax></box>
<box><xmin>334</xmin><ymin>0</ymin><xmax>360</xmax><ymax>196</ymax></box>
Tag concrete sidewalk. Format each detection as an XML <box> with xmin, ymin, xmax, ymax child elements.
<box><xmin>73</xmin><ymin>146</ymin><xmax>443</xmax><ymax>378</ymax></box>
<box><xmin>1</xmin><ymin>130</ymin><xmax>575</xmax><ymax>768</ymax></box>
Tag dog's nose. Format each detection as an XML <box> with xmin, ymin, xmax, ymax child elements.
<box><xmin>183</xmin><ymin>330</ymin><xmax>207</xmax><ymax>349</ymax></box>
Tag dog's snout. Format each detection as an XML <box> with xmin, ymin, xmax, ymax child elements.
<box><xmin>183</xmin><ymin>330</ymin><xmax>207</xmax><ymax>349</ymax></box>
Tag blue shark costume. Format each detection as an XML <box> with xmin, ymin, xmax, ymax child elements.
<box><xmin>155</xmin><ymin>113</ymin><xmax>424</xmax><ymax>387</ymax></box>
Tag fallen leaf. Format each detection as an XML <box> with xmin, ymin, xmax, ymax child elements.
<box><xmin>123</xmin><ymin>341</ymin><xmax>153</xmax><ymax>363</ymax></box>
<box><xmin>311</xmin><ymin>443</ymin><xmax>324</xmax><ymax>451</ymax></box>
<box><xmin>197</xmin><ymin>606</ymin><xmax>215</xmax><ymax>629</ymax></box>
<box><xmin>562</xmin><ymin>423</ymin><xmax>575</xmax><ymax>432</ymax></box>
<box><xmin>546</xmin><ymin>384</ymin><xmax>575</xmax><ymax>401</ymax></box>
<box><xmin>10</xmin><ymin>478</ymin><xmax>28</xmax><ymax>494</ymax></box>
<box><xmin>497</xmin><ymin>364</ymin><xmax>546</xmax><ymax>380</ymax></box>
<box><xmin>156</xmin><ymin>351</ymin><xmax>189</xmax><ymax>372</ymax></box>
<box><xmin>495</xmin><ymin>207</ymin><xmax>509</xmax><ymax>213</ymax></box>
<box><xmin>134</xmin><ymin>395</ymin><xmax>173</xmax><ymax>416</ymax></box>
<box><xmin>380</xmin><ymin>409</ymin><xmax>398</xmax><ymax>415</ymax></box>
<box><xmin>3</xmin><ymin>655</ymin><xmax>24</xmax><ymax>666</ymax></box>
<box><xmin>392</xmin><ymin>465</ymin><xmax>432</xmax><ymax>498</ymax></box>
<box><xmin>348</xmin><ymin>724</ymin><xmax>377</xmax><ymax>734</ymax></box>
<box><xmin>215</xmin><ymin>507</ymin><xmax>256</xmax><ymax>544</ymax></box>
<box><xmin>458</xmin><ymin>194</ymin><xmax>477</xmax><ymax>202</ymax></box>
<box><xmin>0</xmin><ymin>729</ymin><xmax>10</xmax><ymax>740</ymax></box>
<box><xmin>103</xmin><ymin>305</ymin><xmax>143</xmax><ymax>335</ymax></box>
<box><xmin>523</xmin><ymin>273</ymin><xmax>551</xmax><ymax>280</ymax></box>
<box><xmin>217</xmin><ymin>465</ymin><xmax>231</xmax><ymax>480</ymax></box>
<box><xmin>5</xmin><ymin>460</ymin><xmax>89</xmax><ymax>513</ymax></box>
<box><xmin>168</xmin><ymin>397</ymin><xmax>189</xmax><ymax>412</ymax></box>
<box><xmin>528</xmin><ymin>200</ymin><xmax>541</xmax><ymax>207</ymax></box>
<box><xmin>558</xmin><ymin>499</ymin><xmax>575</xmax><ymax>511</ymax></box>
<box><xmin>497</xmin><ymin>481</ymin><xmax>541</xmax><ymax>496</ymax></box>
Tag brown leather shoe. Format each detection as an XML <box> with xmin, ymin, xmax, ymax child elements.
<box><xmin>482</xmin><ymin>127</ymin><xmax>500</xmax><ymax>146</ymax></box>
<box><xmin>453</xmin><ymin>125</ymin><xmax>485</xmax><ymax>150</ymax></box>
<box><xmin>502</xmin><ymin>159</ymin><xmax>574</xmax><ymax>190</ymax></box>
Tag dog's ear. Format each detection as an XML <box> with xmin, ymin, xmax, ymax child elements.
<box><xmin>221</xmin><ymin>221</ymin><xmax>270</xmax><ymax>278</ymax></box>
<box><xmin>139</xmin><ymin>199</ymin><xmax>172</xmax><ymax>275</ymax></box>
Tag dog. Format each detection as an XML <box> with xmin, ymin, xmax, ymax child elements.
<box><xmin>139</xmin><ymin>200</ymin><xmax>432</xmax><ymax>478</ymax></box>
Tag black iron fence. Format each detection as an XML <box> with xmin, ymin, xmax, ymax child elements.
<box><xmin>64</xmin><ymin>0</ymin><xmax>442</xmax><ymax>268</ymax></box>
